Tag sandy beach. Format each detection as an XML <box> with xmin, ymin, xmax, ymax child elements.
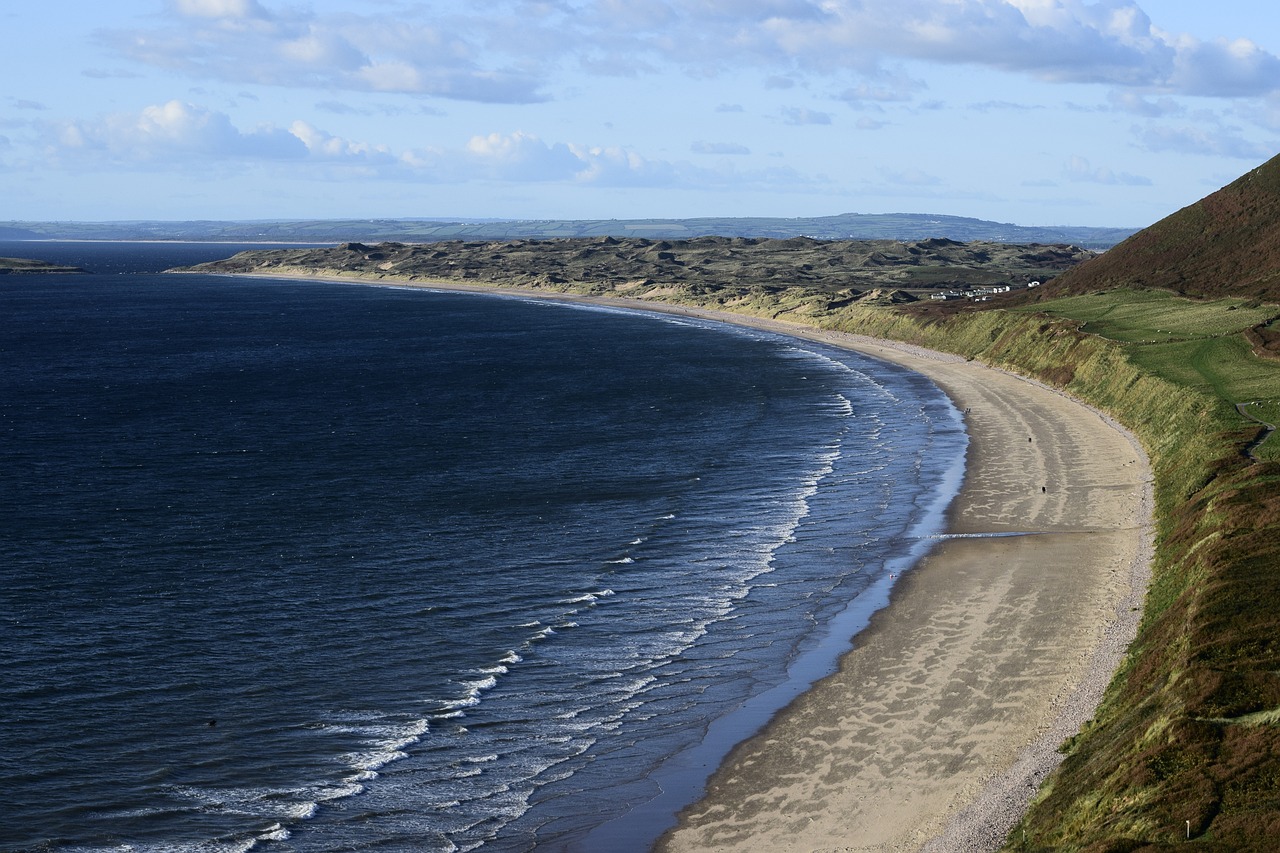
<box><xmin>215</xmin><ymin>275</ymin><xmax>1154</xmax><ymax>850</ymax></box>
<box><xmin>643</xmin><ymin>315</ymin><xmax>1154</xmax><ymax>852</ymax></box>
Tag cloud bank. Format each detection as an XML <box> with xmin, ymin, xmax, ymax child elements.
<box><xmin>44</xmin><ymin>101</ymin><xmax>807</xmax><ymax>190</ymax></box>
<box><xmin>95</xmin><ymin>1</ymin><xmax>1280</xmax><ymax>102</ymax></box>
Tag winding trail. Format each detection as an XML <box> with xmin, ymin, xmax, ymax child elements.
<box><xmin>1235</xmin><ymin>401</ymin><xmax>1276</xmax><ymax>460</ymax></box>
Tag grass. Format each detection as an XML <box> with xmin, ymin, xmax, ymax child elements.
<box><xmin>1015</xmin><ymin>290</ymin><xmax>1280</xmax><ymax>461</ymax></box>
<box><xmin>1022</xmin><ymin>289</ymin><xmax>1275</xmax><ymax>343</ymax></box>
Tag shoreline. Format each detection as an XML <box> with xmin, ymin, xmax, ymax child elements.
<box><xmin>202</xmin><ymin>272</ymin><xmax>1154</xmax><ymax>850</ymax></box>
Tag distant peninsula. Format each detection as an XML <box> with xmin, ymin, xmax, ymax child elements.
<box><xmin>0</xmin><ymin>212</ymin><xmax>1136</xmax><ymax>249</ymax></box>
<box><xmin>0</xmin><ymin>256</ymin><xmax>85</xmax><ymax>274</ymax></box>
<box><xmin>178</xmin><ymin>235</ymin><xmax>1093</xmax><ymax>306</ymax></box>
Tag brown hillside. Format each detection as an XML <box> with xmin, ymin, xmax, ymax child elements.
<box><xmin>1040</xmin><ymin>150</ymin><xmax>1280</xmax><ymax>302</ymax></box>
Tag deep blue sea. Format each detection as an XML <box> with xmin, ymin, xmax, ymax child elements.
<box><xmin>0</xmin><ymin>242</ymin><xmax>966</xmax><ymax>852</ymax></box>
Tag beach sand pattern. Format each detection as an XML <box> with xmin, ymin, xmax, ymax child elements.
<box><xmin>655</xmin><ymin>325</ymin><xmax>1153</xmax><ymax>852</ymax></box>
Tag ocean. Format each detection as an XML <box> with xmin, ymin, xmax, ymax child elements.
<box><xmin>0</xmin><ymin>242</ymin><xmax>966</xmax><ymax>852</ymax></box>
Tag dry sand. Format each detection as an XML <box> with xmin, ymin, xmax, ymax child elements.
<box><xmin>217</xmin><ymin>276</ymin><xmax>1154</xmax><ymax>851</ymax></box>
<box><xmin>640</xmin><ymin>315</ymin><xmax>1154</xmax><ymax>853</ymax></box>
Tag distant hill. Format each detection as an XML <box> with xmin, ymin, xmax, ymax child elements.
<box><xmin>1042</xmin><ymin>151</ymin><xmax>1280</xmax><ymax>302</ymax></box>
<box><xmin>0</xmin><ymin>213</ymin><xmax>1136</xmax><ymax>249</ymax></box>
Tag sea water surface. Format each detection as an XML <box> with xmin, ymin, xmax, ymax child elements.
<box><xmin>0</xmin><ymin>242</ymin><xmax>966</xmax><ymax>852</ymax></box>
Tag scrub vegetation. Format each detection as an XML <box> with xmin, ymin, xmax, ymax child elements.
<box><xmin>0</xmin><ymin>256</ymin><xmax>84</xmax><ymax>274</ymax></box>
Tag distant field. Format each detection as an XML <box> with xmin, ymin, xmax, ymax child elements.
<box><xmin>1019</xmin><ymin>289</ymin><xmax>1280</xmax><ymax>458</ymax></box>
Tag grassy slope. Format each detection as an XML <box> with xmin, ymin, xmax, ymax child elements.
<box><xmin>1023</xmin><ymin>290</ymin><xmax>1280</xmax><ymax>462</ymax></box>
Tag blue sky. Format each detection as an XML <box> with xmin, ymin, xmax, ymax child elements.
<box><xmin>3</xmin><ymin>1</ymin><xmax>1279</xmax><ymax>228</ymax></box>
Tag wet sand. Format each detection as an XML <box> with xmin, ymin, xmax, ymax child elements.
<box><xmin>213</xmin><ymin>275</ymin><xmax>1153</xmax><ymax>850</ymax></box>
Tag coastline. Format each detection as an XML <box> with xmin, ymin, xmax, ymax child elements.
<box><xmin>205</xmin><ymin>273</ymin><xmax>1154</xmax><ymax>850</ymax></box>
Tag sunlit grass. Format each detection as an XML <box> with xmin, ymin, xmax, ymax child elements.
<box><xmin>1129</xmin><ymin>335</ymin><xmax>1280</xmax><ymax>403</ymax></box>
<box><xmin>1023</xmin><ymin>289</ymin><xmax>1276</xmax><ymax>343</ymax></box>
<box><xmin>1020</xmin><ymin>290</ymin><xmax>1280</xmax><ymax>461</ymax></box>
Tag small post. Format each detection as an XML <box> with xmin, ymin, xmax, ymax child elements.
<box><xmin>1186</xmin><ymin>819</ymin><xmax>1191</xmax><ymax>839</ymax></box>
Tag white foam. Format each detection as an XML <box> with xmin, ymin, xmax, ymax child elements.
<box><xmin>562</xmin><ymin>588</ymin><xmax>618</xmax><ymax>604</ymax></box>
<box><xmin>341</xmin><ymin>748</ymin><xmax>408</xmax><ymax>772</ymax></box>
<box><xmin>314</xmin><ymin>782</ymin><xmax>364</xmax><ymax>802</ymax></box>
<box><xmin>256</xmin><ymin>824</ymin><xmax>290</xmax><ymax>842</ymax></box>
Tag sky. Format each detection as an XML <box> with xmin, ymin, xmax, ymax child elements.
<box><xmin>3</xmin><ymin>1</ymin><xmax>1280</xmax><ymax>228</ymax></box>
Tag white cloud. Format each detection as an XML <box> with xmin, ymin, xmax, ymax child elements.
<box><xmin>968</xmin><ymin>100</ymin><xmax>1046</xmax><ymax>114</ymax></box>
<box><xmin>50</xmin><ymin>100</ymin><xmax>305</xmax><ymax>163</ymax></box>
<box><xmin>839</xmin><ymin>79</ymin><xmax>923</xmax><ymax>106</ymax></box>
<box><xmin>780</xmin><ymin>107</ymin><xmax>833</xmax><ymax>125</ymax></box>
<box><xmin>1253</xmin><ymin>93</ymin><xmax>1280</xmax><ymax>133</ymax></box>
<box><xmin>1107</xmin><ymin>90</ymin><xmax>1183</xmax><ymax>118</ymax></box>
<box><xmin>99</xmin><ymin>4</ymin><xmax>545</xmax><ymax>103</ymax></box>
<box><xmin>880</xmin><ymin>167</ymin><xmax>942</xmax><ymax>187</ymax></box>
<box><xmin>40</xmin><ymin>103</ymin><xmax>805</xmax><ymax>191</ymax></box>
<box><xmin>1135</xmin><ymin>122</ymin><xmax>1275</xmax><ymax>159</ymax></box>
<box><xmin>288</xmin><ymin>121</ymin><xmax>398</xmax><ymax>165</ymax></box>
<box><xmin>170</xmin><ymin>0</ymin><xmax>270</xmax><ymax>19</ymax></box>
<box><xmin>691</xmin><ymin>141</ymin><xmax>752</xmax><ymax>155</ymax></box>
<box><xmin>1063</xmin><ymin>155</ymin><xmax>1152</xmax><ymax>185</ymax></box>
<box><xmin>97</xmin><ymin>1</ymin><xmax>1280</xmax><ymax>108</ymax></box>
<box><xmin>1165</xmin><ymin>34</ymin><xmax>1280</xmax><ymax>97</ymax></box>
<box><xmin>463</xmin><ymin>131</ymin><xmax>586</xmax><ymax>181</ymax></box>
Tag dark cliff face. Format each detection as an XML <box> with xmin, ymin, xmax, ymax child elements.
<box><xmin>1042</xmin><ymin>151</ymin><xmax>1280</xmax><ymax>302</ymax></box>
